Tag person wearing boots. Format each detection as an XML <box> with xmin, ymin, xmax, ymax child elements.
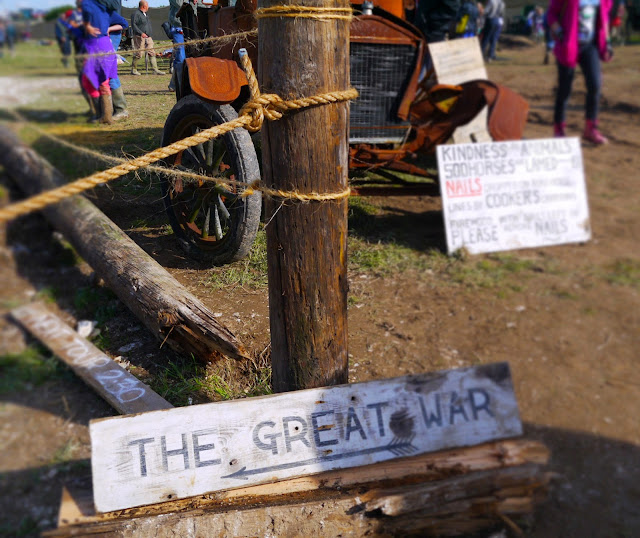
<box><xmin>107</xmin><ymin>11</ymin><xmax>130</xmax><ymax>120</ymax></box>
<box><xmin>547</xmin><ymin>0</ymin><xmax>613</xmax><ymax>144</ymax></box>
<box><xmin>131</xmin><ymin>0</ymin><xmax>166</xmax><ymax>75</ymax></box>
<box><xmin>81</xmin><ymin>0</ymin><xmax>119</xmax><ymax>124</ymax></box>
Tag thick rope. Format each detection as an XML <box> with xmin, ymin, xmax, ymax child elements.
<box><xmin>0</xmin><ymin>90</ymin><xmax>356</xmax><ymax>223</ymax></box>
<box><xmin>0</xmin><ymin>9</ymin><xmax>358</xmax><ymax>223</ymax></box>
<box><xmin>6</xmin><ymin>109</ymin><xmax>236</xmax><ymax>190</ymax></box>
<box><xmin>71</xmin><ymin>30</ymin><xmax>258</xmax><ymax>61</ymax></box>
<box><xmin>256</xmin><ymin>6</ymin><xmax>353</xmax><ymax>20</ymax></box>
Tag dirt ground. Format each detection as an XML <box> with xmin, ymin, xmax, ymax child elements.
<box><xmin>1</xmin><ymin>40</ymin><xmax>639</xmax><ymax>537</ymax></box>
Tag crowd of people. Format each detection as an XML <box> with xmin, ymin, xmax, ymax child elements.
<box><xmin>52</xmin><ymin>0</ymin><xmax>178</xmax><ymax>125</ymax></box>
<box><xmin>47</xmin><ymin>0</ymin><xmax>613</xmax><ymax>145</ymax></box>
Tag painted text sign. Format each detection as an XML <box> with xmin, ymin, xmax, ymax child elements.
<box><xmin>11</xmin><ymin>302</ymin><xmax>172</xmax><ymax>415</ymax></box>
<box><xmin>438</xmin><ymin>138</ymin><xmax>591</xmax><ymax>254</ymax></box>
<box><xmin>90</xmin><ymin>362</ymin><xmax>522</xmax><ymax>512</ymax></box>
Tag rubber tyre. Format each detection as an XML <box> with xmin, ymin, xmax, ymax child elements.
<box><xmin>161</xmin><ymin>95</ymin><xmax>262</xmax><ymax>265</ymax></box>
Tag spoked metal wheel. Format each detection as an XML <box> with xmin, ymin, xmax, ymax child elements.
<box><xmin>161</xmin><ymin>95</ymin><xmax>261</xmax><ymax>265</ymax></box>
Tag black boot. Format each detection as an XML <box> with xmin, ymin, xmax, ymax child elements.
<box><xmin>89</xmin><ymin>96</ymin><xmax>101</xmax><ymax>123</ymax></box>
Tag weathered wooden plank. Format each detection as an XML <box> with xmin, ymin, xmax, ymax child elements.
<box><xmin>48</xmin><ymin>452</ymin><xmax>550</xmax><ymax>537</ymax></box>
<box><xmin>11</xmin><ymin>302</ymin><xmax>173</xmax><ymax>415</ymax></box>
<box><xmin>90</xmin><ymin>362</ymin><xmax>522</xmax><ymax>512</ymax></box>
<box><xmin>56</xmin><ymin>439</ymin><xmax>548</xmax><ymax>529</ymax></box>
<box><xmin>361</xmin><ymin>464</ymin><xmax>551</xmax><ymax>516</ymax></box>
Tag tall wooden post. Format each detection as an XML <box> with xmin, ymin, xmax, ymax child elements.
<box><xmin>258</xmin><ymin>0</ymin><xmax>351</xmax><ymax>391</ymax></box>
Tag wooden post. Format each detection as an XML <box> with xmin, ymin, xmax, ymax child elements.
<box><xmin>259</xmin><ymin>0</ymin><xmax>351</xmax><ymax>391</ymax></box>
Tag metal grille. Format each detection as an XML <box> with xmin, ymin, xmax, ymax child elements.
<box><xmin>349</xmin><ymin>42</ymin><xmax>418</xmax><ymax>144</ymax></box>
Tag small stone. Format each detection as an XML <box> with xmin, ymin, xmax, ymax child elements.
<box><xmin>118</xmin><ymin>342</ymin><xmax>140</xmax><ymax>353</ymax></box>
<box><xmin>76</xmin><ymin>320</ymin><xmax>96</xmax><ymax>338</ymax></box>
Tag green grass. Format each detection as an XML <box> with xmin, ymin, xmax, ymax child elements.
<box><xmin>150</xmin><ymin>354</ymin><xmax>272</xmax><ymax>406</ymax></box>
<box><xmin>203</xmin><ymin>228</ymin><xmax>269</xmax><ymax>290</ymax></box>
<box><xmin>73</xmin><ymin>285</ymin><xmax>120</xmax><ymax>324</ymax></box>
<box><xmin>50</xmin><ymin>439</ymin><xmax>79</xmax><ymax>465</ymax></box>
<box><xmin>0</xmin><ymin>347</ymin><xmax>66</xmax><ymax>394</ymax></box>
<box><xmin>603</xmin><ymin>258</ymin><xmax>640</xmax><ymax>289</ymax></box>
<box><xmin>35</xmin><ymin>286</ymin><xmax>58</xmax><ymax>303</ymax></box>
<box><xmin>0</xmin><ymin>516</ymin><xmax>40</xmax><ymax>538</ymax></box>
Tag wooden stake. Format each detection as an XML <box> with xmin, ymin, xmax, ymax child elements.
<box><xmin>259</xmin><ymin>0</ymin><xmax>351</xmax><ymax>391</ymax></box>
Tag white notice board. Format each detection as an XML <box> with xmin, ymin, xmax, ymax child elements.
<box><xmin>438</xmin><ymin>138</ymin><xmax>591</xmax><ymax>254</ymax></box>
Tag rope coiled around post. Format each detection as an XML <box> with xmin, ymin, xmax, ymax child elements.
<box><xmin>0</xmin><ymin>51</ymin><xmax>357</xmax><ymax>223</ymax></box>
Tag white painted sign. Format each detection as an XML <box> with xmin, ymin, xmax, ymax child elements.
<box><xmin>438</xmin><ymin>138</ymin><xmax>591</xmax><ymax>254</ymax></box>
<box><xmin>11</xmin><ymin>302</ymin><xmax>172</xmax><ymax>415</ymax></box>
<box><xmin>90</xmin><ymin>362</ymin><xmax>522</xmax><ymax>512</ymax></box>
<box><xmin>429</xmin><ymin>38</ymin><xmax>491</xmax><ymax>144</ymax></box>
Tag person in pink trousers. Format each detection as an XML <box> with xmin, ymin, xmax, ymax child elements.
<box><xmin>547</xmin><ymin>0</ymin><xmax>613</xmax><ymax>144</ymax></box>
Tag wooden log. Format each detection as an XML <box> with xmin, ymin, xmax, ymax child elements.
<box><xmin>48</xmin><ymin>439</ymin><xmax>549</xmax><ymax>536</ymax></box>
<box><xmin>259</xmin><ymin>0</ymin><xmax>351</xmax><ymax>391</ymax></box>
<box><xmin>11</xmin><ymin>302</ymin><xmax>173</xmax><ymax>415</ymax></box>
<box><xmin>0</xmin><ymin>126</ymin><xmax>248</xmax><ymax>361</ymax></box>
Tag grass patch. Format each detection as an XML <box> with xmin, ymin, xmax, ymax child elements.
<box><xmin>0</xmin><ymin>516</ymin><xmax>40</xmax><ymax>538</ymax></box>
<box><xmin>35</xmin><ymin>286</ymin><xmax>58</xmax><ymax>303</ymax></box>
<box><xmin>603</xmin><ymin>258</ymin><xmax>640</xmax><ymax>289</ymax></box>
<box><xmin>150</xmin><ymin>353</ymin><xmax>272</xmax><ymax>407</ymax></box>
<box><xmin>73</xmin><ymin>286</ymin><xmax>120</xmax><ymax>325</ymax></box>
<box><xmin>50</xmin><ymin>439</ymin><xmax>79</xmax><ymax>466</ymax></box>
<box><xmin>434</xmin><ymin>253</ymin><xmax>555</xmax><ymax>291</ymax></box>
<box><xmin>204</xmin><ymin>228</ymin><xmax>269</xmax><ymax>290</ymax></box>
<box><xmin>0</xmin><ymin>347</ymin><xmax>65</xmax><ymax>394</ymax></box>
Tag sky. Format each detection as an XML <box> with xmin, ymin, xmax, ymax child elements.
<box><xmin>2</xmin><ymin>0</ymin><xmax>168</xmax><ymax>12</ymax></box>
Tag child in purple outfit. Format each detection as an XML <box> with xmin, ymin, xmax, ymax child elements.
<box><xmin>81</xmin><ymin>0</ymin><xmax>119</xmax><ymax>123</ymax></box>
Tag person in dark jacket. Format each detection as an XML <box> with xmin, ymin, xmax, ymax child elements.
<box><xmin>415</xmin><ymin>0</ymin><xmax>461</xmax><ymax>42</ymax></box>
<box><xmin>131</xmin><ymin>0</ymin><xmax>165</xmax><ymax>75</ymax></box>
<box><xmin>55</xmin><ymin>10</ymin><xmax>73</xmax><ymax>67</ymax></box>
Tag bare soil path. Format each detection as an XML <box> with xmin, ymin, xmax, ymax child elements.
<box><xmin>0</xmin><ymin>41</ymin><xmax>639</xmax><ymax>537</ymax></box>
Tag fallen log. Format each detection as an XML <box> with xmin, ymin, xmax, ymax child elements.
<box><xmin>0</xmin><ymin>125</ymin><xmax>248</xmax><ymax>361</ymax></box>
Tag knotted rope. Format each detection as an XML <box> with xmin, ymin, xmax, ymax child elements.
<box><xmin>0</xmin><ymin>47</ymin><xmax>357</xmax><ymax>223</ymax></box>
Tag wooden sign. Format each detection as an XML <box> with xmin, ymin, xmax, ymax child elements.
<box><xmin>428</xmin><ymin>38</ymin><xmax>491</xmax><ymax>144</ymax></box>
<box><xmin>90</xmin><ymin>362</ymin><xmax>522</xmax><ymax>512</ymax></box>
<box><xmin>438</xmin><ymin>137</ymin><xmax>591</xmax><ymax>254</ymax></box>
<box><xmin>11</xmin><ymin>302</ymin><xmax>172</xmax><ymax>415</ymax></box>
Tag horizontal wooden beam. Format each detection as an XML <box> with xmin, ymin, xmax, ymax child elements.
<box><xmin>48</xmin><ymin>439</ymin><xmax>549</xmax><ymax>537</ymax></box>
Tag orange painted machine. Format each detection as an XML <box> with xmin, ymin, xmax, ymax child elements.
<box><xmin>160</xmin><ymin>0</ymin><xmax>528</xmax><ymax>265</ymax></box>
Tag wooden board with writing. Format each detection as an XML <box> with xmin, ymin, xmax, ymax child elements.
<box><xmin>438</xmin><ymin>138</ymin><xmax>591</xmax><ymax>254</ymax></box>
<box><xmin>11</xmin><ymin>302</ymin><xmax>173</xmax><ymax>415</ymax></box>
<box><xmin>90</xmin><ymin>362</ymin><xmax>522</xmax><ymax>513</ymax></box>
<box><xmin>428</xmin><ymin>38</ymin><xmax>491</xmax><ymax>144</ymax></box>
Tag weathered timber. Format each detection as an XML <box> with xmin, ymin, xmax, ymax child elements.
<box><xmin>259</xmin><ymin>0</ymin><xmax>351</xmax><ymax>391</ymax></box>
<box><xmin>0</xmin><ymin>126</ymin><xmax>248</xmax><ymax>361</ymax></box>
<box><xmin>47</xmin><ymin>440</ymin><xmax>550</xmax><ymax>537</ymax></box>
<box><xmin>49</xmin><ymin>440</ymin><xmax>549</xmax><ymax>536</ymax></box>
<box><xmin>11</xmin><ymin>302</ymin><xmax>173</xmax><ymax>415</ymax></box>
